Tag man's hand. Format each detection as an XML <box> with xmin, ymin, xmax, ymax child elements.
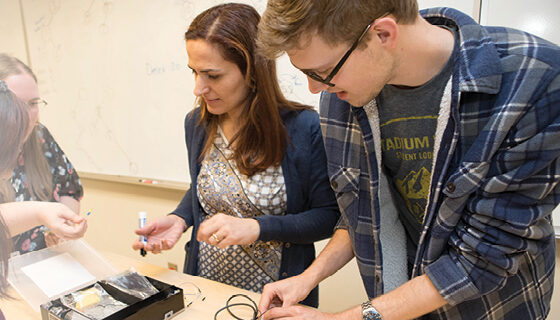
<box><xmin>261</xmin><ymin>305</ymin><xmax>340</xmax><ymax>320</ymax></box>
<box><xmin>258</xmin><ymin>274</ymin><xmax>315</xmax><ymax>314</ymax></box>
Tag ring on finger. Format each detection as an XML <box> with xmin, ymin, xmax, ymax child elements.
<box><xmin>211</xmin><ymin>233</ymin><xmax>221</xmax><ymax>243</ymax></box>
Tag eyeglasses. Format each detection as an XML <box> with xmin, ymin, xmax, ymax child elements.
<box><xmin>27</xmin><ymin>98</ymin><xmax>48</xmax><ymax>108</ymax></box>
<box><xmin>302</xmin><ymin>13</ymin><xmax>389</xmax><ymax>87</ymax></box>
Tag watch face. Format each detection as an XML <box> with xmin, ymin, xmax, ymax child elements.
<box><xmin>363</xmin><ymin>309</ymin><xmax>381</xmax><ymax>320</ymax></box>
<box><xmin>362</xmin><ymin>302</ymin><xmax>382</xmax><ymax>320</ymax></box>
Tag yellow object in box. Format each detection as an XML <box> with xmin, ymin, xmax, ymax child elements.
<box><xmin>75</xmin><ymin>287</ymin><xmax>101</xmax><ymax>311</ymax></box>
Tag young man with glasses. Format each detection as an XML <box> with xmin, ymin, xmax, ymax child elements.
<box><xmin>256</xmin><ymin>1</ymin><xmax>560</xmax><ymax>319</ymax></box>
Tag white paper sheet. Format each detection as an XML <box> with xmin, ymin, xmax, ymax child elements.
<box><xmin>21</xmin><ymin>252</ymin><xmax>95</xmax><ymax>298</ymax></box>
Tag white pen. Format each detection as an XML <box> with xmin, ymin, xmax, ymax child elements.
<box><xmin>138</xmin><ymin>211</ymin><xmax>147</xmax><ymax>257</ymax></box>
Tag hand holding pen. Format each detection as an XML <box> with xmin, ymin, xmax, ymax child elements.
<box><xmin>132</xmin><ymin>214</ymin><xmax>187</xmax><ymax>255</ymax></box>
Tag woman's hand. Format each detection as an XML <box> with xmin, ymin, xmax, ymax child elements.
<box><xmin>38</xmin><ymin>202</ymin><xmax>87</xmax><ymax>239</ymax></box>
<box><xmin>44</xmin><ymin>231</ymin><xmax>61</xmax><ymax>247</ymax></box>
<box><xmin>132</xmin><ymin>214</ymin><xmax>187</xmax><ymax>254</ymax></box>
<box><xmin>197</xmin><ymin>213</ymin><xmax>260</xmax><ymax>249</ymax></box>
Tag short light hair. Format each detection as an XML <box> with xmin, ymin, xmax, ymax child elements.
<box><xmin>257</xmin><ymin>0</ymin><xmax>418</xmax><ymax>59</ymax></box>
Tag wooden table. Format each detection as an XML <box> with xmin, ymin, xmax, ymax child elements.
<box><xmin>0</xmin><ymin>251</ymin><xmax>262</xmax><ymax>319</ymax></box>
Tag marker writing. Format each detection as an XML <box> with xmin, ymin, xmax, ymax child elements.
<box><xmin>138</xmin><ymin>211</ymin><xmax>147</xmax><ymax>257</ymax></box>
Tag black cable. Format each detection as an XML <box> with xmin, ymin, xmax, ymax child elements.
<box><xmin>214</xmin><ymin>293</ymin><xmax>271</xmax><ymax>320</ymax></box>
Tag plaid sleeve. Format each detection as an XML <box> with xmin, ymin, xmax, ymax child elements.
<box><xmin>425</xmin><ymin>73</ymin><xmax>560</xmax><ymax>305</ymax></box>
<box><xmin>335</xmin><ymin>214</ymin><xmax>349</xmax><ymax>230</ymax></box>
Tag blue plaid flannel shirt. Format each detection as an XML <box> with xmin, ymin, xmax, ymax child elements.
<box><xmin>320</xmin><ymin>7</ymin><xmax>560</xmax><ymax>320</ymax></box>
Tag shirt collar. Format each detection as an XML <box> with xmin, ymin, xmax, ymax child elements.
<box><xmin>421</xmin><ymin>7</ymin><xmax>502</xmax><ymax>94</ymax></box>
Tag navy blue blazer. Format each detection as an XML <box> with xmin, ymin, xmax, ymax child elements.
<box><xmin>171</xmin><ymin>107</ymin><xmax>340</xmax><ymax>307</ymax></box>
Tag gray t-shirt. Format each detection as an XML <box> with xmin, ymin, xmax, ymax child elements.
<box><xmin>377</xmin><ymin>26</ymin><xmax>457</xmax><ymax>265</ymax></box>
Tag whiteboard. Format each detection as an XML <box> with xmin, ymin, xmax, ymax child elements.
<box><xmin>418</xmin><ymin>0</ymin><xmax>479</xmax><ymax>19</ymax></box>
<box><xmin>18</xmin><ymin>0</ymin><xmax>318</xmax><ymax>184</ymax></box>
<box><xmin>7</xmin><ymin>0</ymin><xmax>481</xmax><ymax>185</ymax></box>
<box><xmin>0</xmin><ymin>0</ymin><xmax>28</xmax><ymax>63</ymax></box>
<box><xmin>480</xmin><ymin>0</ymin><xmax>560</xmax><ymax>45</ymax></box>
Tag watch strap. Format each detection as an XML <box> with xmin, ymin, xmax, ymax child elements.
<box><xmin>361</xmin><ymin>301</ymin><xmax>383</xmax><ymax>320</ymax></box>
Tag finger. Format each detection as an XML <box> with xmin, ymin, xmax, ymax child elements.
<box><xmin>258</xmin><ymin>287</ymin><xmax>277</xmax><ymax>314</ymax></box>
<box><xmin>261</xmin><ymin>306</ymin><xmax>298</xmax><ymax>320</ymax></box>
<box><xmin>135</xmin><ymin>221</ymin><xmax>157</xmax><ymax>236</ymax></box>
<box><xmin>157</xmin><ymin>239</ymin><xmax>170</xmax><ymax>253</ymax></box>
<box><xmin>144</xmin><ymin>242</ymin><xmax>154</xmax><ymax>251</ymax></box>
<box><xmin>55</xmin><ymin>222</ymin><xmax>85</xmax><ymax>239</ymax></box>
<box><xmin>132</xmin><ymin>239</ymin><xmax>145</xmax><ymax>250</ymax></box>
<box><xmin>216</xmin><ymin>234</ymin><xmax>231</xmax><ymax>249</ymax></box>
<box><xmin>213</xmin><ymin>229</ymin><xmax>232</xmax><ymax>248</ymax></box>
<box><xmin>45</xmin><ymin>232</ymin><xmax>60</xmax><ymax>247</ymax></box>
<box><xmin>162</xmin><ymin>239</ymin><xmax>175</xmax><ymax>250</ymax></box>
<box><xmin>75</xmin><ymin>219</ymin><xmax>88</xmax><ymax>236</ymax></box>
<box><xmin>150</xmin><ymin>241</ymin><xmax>162</xmax><ymax>254</ymax></box>
<box><xmin>196</xmin><ymin>220</ymin><xmax>219</xmax><ymax>242</ymax></box>
<box><xmin>60</xmin><ymin>220</ymin><xmax>86</xmax><ymax>239</ymax></box>
<box><xmin>70</xmin><ymin>215</ymin><xmax>85</xmax><ymax>224</ymax></box>
<box><xmin>199</xmin><ymin>227</ymin><xmax>222</xmax><ymax>245</ymax></box>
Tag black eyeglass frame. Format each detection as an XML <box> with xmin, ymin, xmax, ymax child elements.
<box><xmin>303</xmin><ymin>14</ymin><xmax>389</xmax><ymax>87</ymax></box>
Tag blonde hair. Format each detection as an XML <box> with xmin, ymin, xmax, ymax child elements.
<box><xmin>0</xmin><ymin>54</ymin><xmax>53</xmax><ymax>202</ymax></box>
<box><xmin>257</xmin><ymin>0</ymin><xmax>418</xmax><ymax>59</ymax></box>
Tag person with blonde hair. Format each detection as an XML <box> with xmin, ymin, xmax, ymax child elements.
<box><xmin>257</xmin><ymin>0</ymin><xmax>560</xmax><ymax>319</ymax></box>
<box><xmin>0</xmin><ymin>79</ymin><xmax>86</xmax><ymax>316</ymax></box>
<box><xmin>0</xmin><ymin>54</ymin><xmax>83</xmax><ymax>254</ymax></box>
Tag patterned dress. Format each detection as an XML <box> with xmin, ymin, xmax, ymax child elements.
<box><xmin>9</xmin><ymin>124</ymin><xmax>83</xmax><ymax>254</ymax></box>
<box><xmin>196</xmin><ymin>129</ymin><xmax>286</xmax><ymax>293</ymax></box>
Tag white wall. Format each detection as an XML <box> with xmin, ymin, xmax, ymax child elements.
<box><xmin>0</xmin><ymin>0</ymin><xmax>28</xmax><ymax>63</ymax></box>
<box><xmin>480</xmin><ymin>0</ymin><xmax>560</xmax><ymax>45</ymax></box>
<box><xmin>419</xmin><ymin>0</ymin><xmax>479</xmax><ymax>18</ymax></box>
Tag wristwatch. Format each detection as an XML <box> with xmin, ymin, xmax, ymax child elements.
<box><xmin>361</xmin><ymin>301</ymin><xmax>383</xmax><ymax>320</ymax></box>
